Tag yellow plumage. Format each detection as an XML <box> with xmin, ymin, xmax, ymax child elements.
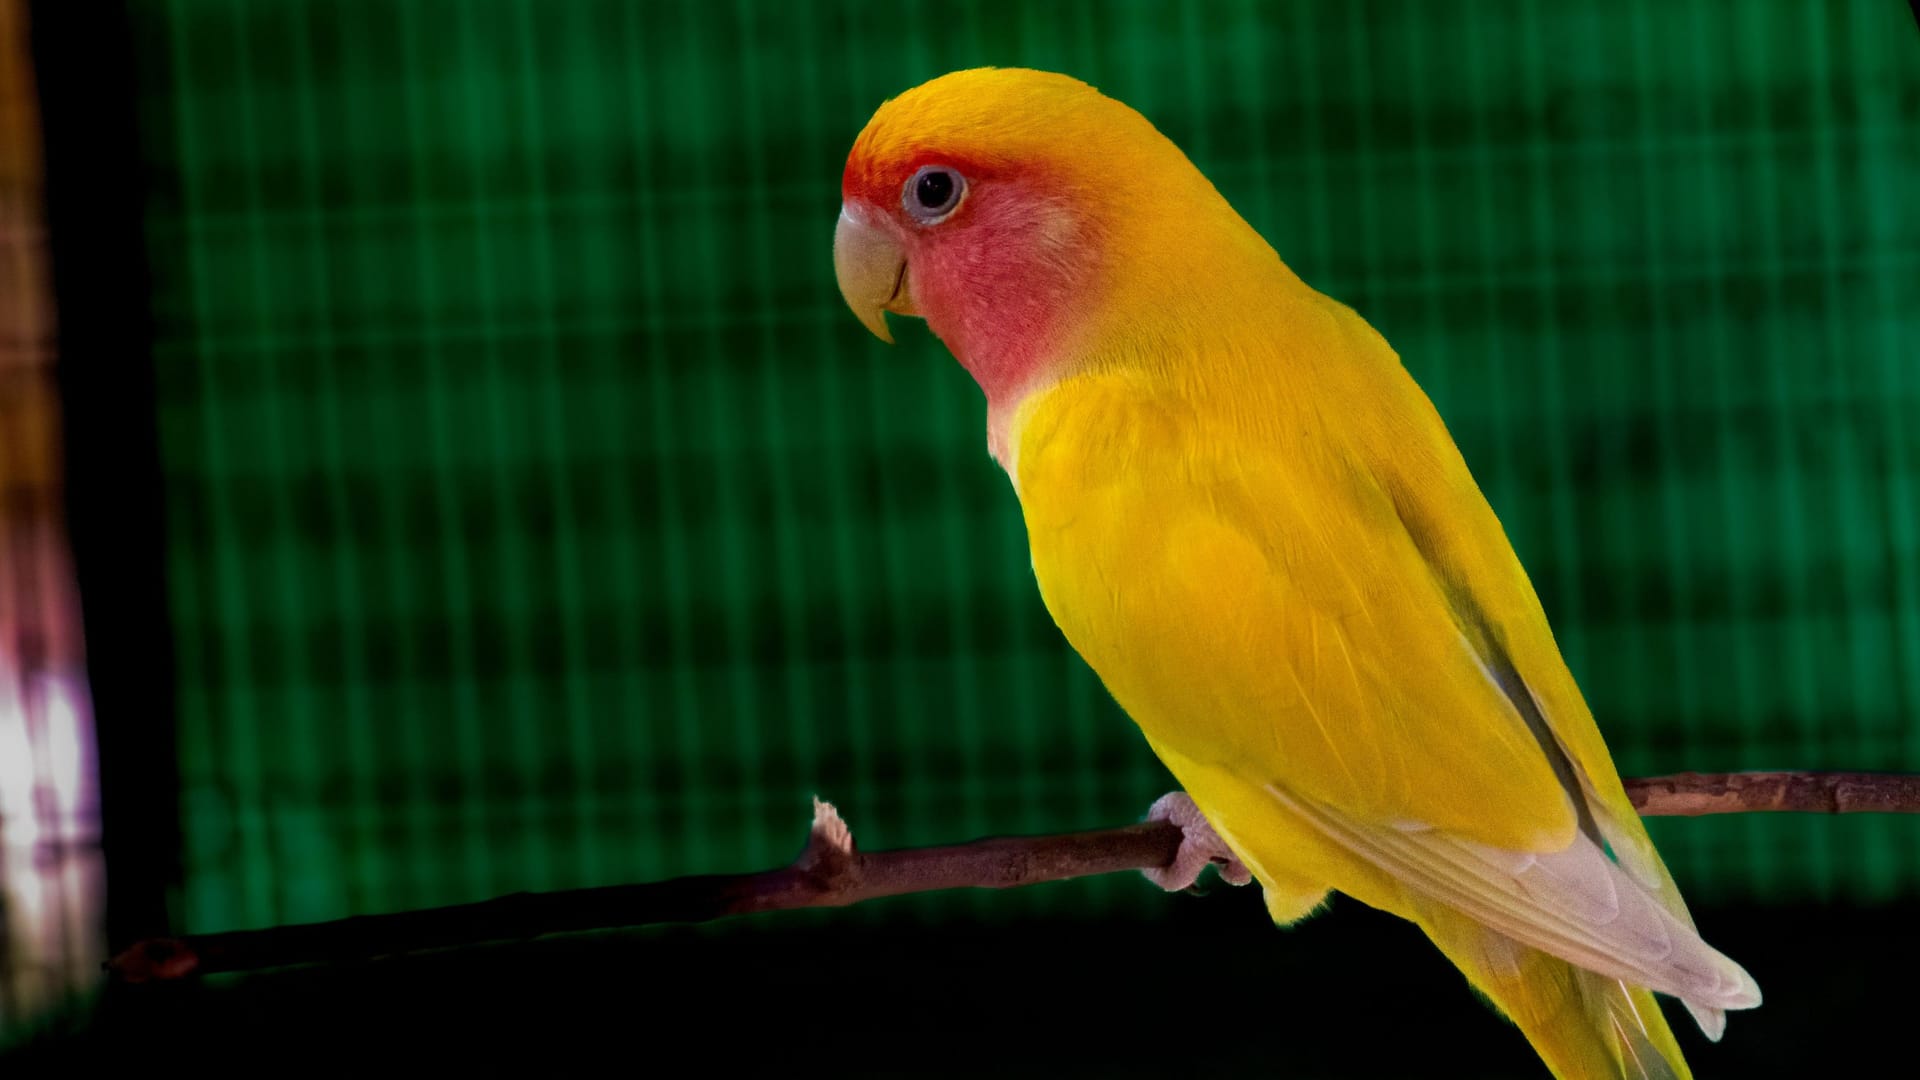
<box><xmin>836</xmin><ymin>68</ymin><xmax>1759</xmax><ymax>1079</ymax></box>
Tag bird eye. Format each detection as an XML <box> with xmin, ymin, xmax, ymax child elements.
<box><xmin>903</xmin><ymin>165</ymin><xmax>965</xmax><ymax>224</ymax></box>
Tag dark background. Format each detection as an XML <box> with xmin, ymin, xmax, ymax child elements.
<box><xmin>12</xmin><ymin>0</ymin><xmax>1920</xmax><ymax>1074</ymax></box>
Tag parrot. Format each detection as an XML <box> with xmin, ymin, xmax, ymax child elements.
<box><xmin>831</xmin><ymin>68</ymin><xmax>1759</xmax><ymax>1078</ymax></box>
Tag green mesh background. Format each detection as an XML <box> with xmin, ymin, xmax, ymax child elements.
<box><xmin>126</xmin><ymin>0</ymin><xmax>1919</xmax><ymax>936</ymax></box>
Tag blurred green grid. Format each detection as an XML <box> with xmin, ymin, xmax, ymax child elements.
<box><xmin>126</xmin><ymin>0</ymin><xmax>1919</xmax><ymax>933</ymax></box>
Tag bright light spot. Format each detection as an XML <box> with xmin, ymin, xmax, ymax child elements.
<box><xmin>0</xmin><ymin>664</ymin><xmax>104</xmax><ymax>1036</ymax></box>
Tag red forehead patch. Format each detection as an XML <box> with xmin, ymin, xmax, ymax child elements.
<box><xmin>842</xmin><ymin>139</ymin><xmax>1000</xmax><ymax>211</ymax></box>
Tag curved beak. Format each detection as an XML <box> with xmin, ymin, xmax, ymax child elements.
<box><xmin>833</xmin><ymin>204</ymin><xmax>912</xmax><ymax>344</ymax></box>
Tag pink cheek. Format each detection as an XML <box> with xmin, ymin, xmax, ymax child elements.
<box><xmin>911</xmin><ymin>212</ymin><xmax>1004</xmax><ymax>298</ymax></box>
<box><xmin>906</xmin><ymin>235</ymin><xmax>966</xmax><ymax>319</ymax></box>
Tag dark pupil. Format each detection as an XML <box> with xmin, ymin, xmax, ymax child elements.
<box><xmin>915</xmin><ymin>170</ymin><xmax>954</xmax><ymax>210</ymax></box>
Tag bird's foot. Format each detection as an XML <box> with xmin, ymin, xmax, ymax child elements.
<box><xmin>1141</xmin><ymin>791</ymin><xmax>1253</xmax><ymax>891</ymax></box>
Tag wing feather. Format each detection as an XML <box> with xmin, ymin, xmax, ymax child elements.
<box><xmin>1265</xmin><ymin>783</ymin><xmax>1760</xmax><ymax>1011</ymax></box>
<box><xmin>1014</xmin><ymin>360</ymin><xmax>1760</xmax><ymax>1036</ymax></box>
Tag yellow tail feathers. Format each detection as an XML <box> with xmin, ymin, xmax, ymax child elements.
<box><xmin>1421</xmin><ymin>907</ymin><xmax>1693</xmax><ymax>1080</ymax></box>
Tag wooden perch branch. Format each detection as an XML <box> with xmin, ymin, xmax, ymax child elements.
<box><xmin>108</xmin><ymin>770</ymin><xmax>1920</xmax><ymax>983</ymax></box>
<box><xmin>1623</xmin><ymin>770</ymin><xmax>1920</xmax><ymax>815</ymax></box>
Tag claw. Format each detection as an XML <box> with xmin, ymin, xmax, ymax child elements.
<box><xmin>1142</xmin><ymin>791</ymin><xmax>1254</xmax><ymax>891</ymax></box>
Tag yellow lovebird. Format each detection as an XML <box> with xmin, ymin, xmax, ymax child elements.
<box><xmin>833</xmin><ymin>69</ymin><xmax>1758</xmax><ymax>1079</ymax></box>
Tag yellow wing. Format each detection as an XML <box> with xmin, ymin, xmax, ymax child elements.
<box><xmin>1016</xmin><ymin>368</ymin><xmax>1574</xmax><ymax>849</ymax></box>
<box><xmin>1010</xmin><ymin>329</ymin><xmax>1758</xmax><ymax>1022</ymax></box>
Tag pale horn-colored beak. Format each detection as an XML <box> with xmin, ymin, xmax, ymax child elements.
<box><xmin>833</xmin><ymin>204</ymin><xmax>912</xmax><ymax>344</ymax></box>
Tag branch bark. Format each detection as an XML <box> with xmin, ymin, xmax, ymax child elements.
<box><xmin>108</xmin><ymin>770</ymin><xmax>1920</xmax><ymax>982</ymax></box>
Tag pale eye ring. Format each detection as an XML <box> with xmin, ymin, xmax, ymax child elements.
<box><xmin>903</xmin><ymin>164</ymin><xmax>966</xmax><ymax>224</ymax></box>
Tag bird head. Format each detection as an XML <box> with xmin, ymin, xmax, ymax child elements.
<box><xmin>833</xmin><ymin>68</ymin><xmax>1267</xmax><ymax>412</ymax></box>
